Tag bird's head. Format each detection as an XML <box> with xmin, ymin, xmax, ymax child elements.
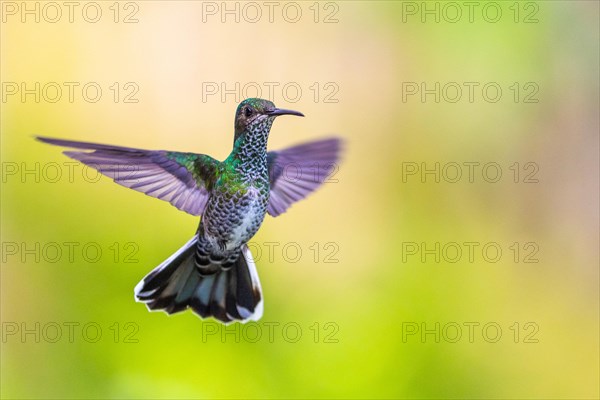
<box><xmin>234</xmin><ymin>98</ymin><xmax>304</xmax><ymax>139</ymax></box>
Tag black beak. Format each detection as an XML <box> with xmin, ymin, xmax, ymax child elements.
<box><xmin>265</xmin><ymin>108</ymin><xmax>304</xmax><ymax>117</ymax></box>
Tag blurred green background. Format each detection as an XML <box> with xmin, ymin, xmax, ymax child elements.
<box><xmin>1</xmin><ymin>1</ymin><xmax>598</xmax><ymax>398</ymax></box>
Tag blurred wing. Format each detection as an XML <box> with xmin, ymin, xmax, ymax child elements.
<box><xmin>267</xmin><ymin>137</ymin><xmax>342</xmax><ymax>217</ymax></box>
<box><xmin>37</xmin><ymin>136</ymin><xmax>219</xmax><ymax>216</ymax></box>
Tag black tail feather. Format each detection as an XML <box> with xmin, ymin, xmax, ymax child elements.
<box><xmin>134</xmin><ymin>237</ymin><xmax>263</xmax><ymax>323</ymax></box>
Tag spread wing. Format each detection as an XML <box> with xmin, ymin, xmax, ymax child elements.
<box><xmin>36</xmin><ymin>136</ymin><xmax>219</xmax><ymax>216</ymax></box>
<box><xmin>266</xmin><ymin>137</ymin><xmax>342</xmax><ymax>217</ymax></box>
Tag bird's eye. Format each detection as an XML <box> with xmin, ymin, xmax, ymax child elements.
<box><xmin>244</xmin><ymin>107</ymin><xmax>253</xmax><ymax>118</ymax></box>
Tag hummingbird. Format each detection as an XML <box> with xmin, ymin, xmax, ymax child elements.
<box><xmin>37</xmin><ymin>98</ymin><xmax>342</xmax><ymax>324</ymax></box>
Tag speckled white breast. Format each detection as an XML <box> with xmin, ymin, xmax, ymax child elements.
<box><xmin>227</xmin><ymin>187</ymin><xmax>265</xmax><ymax>249</ymax></box>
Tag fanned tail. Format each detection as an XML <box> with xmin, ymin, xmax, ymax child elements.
<box><xmin>134</xmin><ymin>237</ymin><xmax>263</xmax><ymax>324</ymax></box>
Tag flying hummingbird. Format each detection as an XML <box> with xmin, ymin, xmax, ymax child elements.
<box><xmin>37</xmin><ymin>98</ymin><xmax>341</xmax><ymax>324</ymax></box>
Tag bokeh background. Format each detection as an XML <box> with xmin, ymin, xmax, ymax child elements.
<box><xmin>1</xmin><ymin>1</ymin><xmax>598</xmax><ymax>398</ymax></box>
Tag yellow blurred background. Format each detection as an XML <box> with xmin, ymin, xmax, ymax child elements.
<box><xmin>1</xmin><ymin>1</ymin><xmax>598</xmax><ymax>398</ymax></box>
